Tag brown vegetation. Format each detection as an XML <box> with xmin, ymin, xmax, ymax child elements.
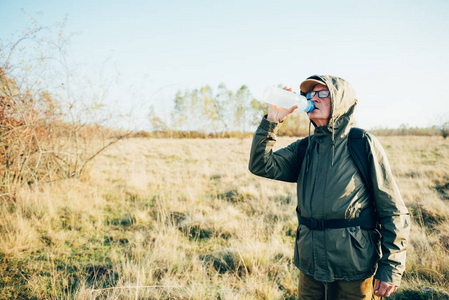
<box><xmin>0</xmin><ymin>67</ymin><xmax>127</xmax><ymax>197</ymax></box>
<box><xmin>0</xmin><ymin>22</ymin><xmax>132</xmax><ymax>198</ymax></box>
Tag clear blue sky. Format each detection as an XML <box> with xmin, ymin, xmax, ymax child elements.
<box><xmin>1</xmin><ymin>0</ymin><xmax>449</xmax><ymax>129</ymax></box>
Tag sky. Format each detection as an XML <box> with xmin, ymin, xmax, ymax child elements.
<box><xmin>1</xmin><ymin>0</ymin><xmax>449</xmax><ymax>130</ymax></box>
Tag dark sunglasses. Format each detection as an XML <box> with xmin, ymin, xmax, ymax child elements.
<box><xmin>305</xmin><ymin>90</ymin><xmax>330</xmax><ymax>100</ymax></box>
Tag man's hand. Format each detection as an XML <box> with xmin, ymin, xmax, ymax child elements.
<box><xmin>374</xmin><ymin>279</ymin><xmax>398</xmax><ymax>297</ymax></box>
<box><xmin>266</xmin><ymin>86</ymin><xmax>299</xmax><ymax>123</ymax></box>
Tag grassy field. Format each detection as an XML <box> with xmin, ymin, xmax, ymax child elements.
<box><xmin>1</xmin><ymin>136</ymin><xmax>449</xmax><ymax>299</ymax></box>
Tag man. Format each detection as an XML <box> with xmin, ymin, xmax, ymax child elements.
<box><xmin>248</xmin><ymin>75</ymin><xmax>410</xmax><ymax>299</ymax></box>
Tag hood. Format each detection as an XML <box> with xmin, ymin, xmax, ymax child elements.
<box><xmin>301</xmin><ymin>75</ymin><xmax>358</xmax><ymax>167</ymax></box>
<box><xmin>301</xmin><ymin>75</ymin><xmax>358</xmax><ymax>132</ymax></box>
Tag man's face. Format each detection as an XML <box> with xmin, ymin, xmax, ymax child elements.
<box><xmin>307</xmin><ymin>83</ymin><xmax>331</xmax><ymax>127</ymax></box>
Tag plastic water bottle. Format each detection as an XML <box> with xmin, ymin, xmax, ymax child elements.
<box><xmin>262</xmin><ymin>85</ymin><xmax>314</xmax><ymax>113</ymax></box>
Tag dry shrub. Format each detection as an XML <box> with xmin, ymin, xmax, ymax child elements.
<box><xmin>0</xmin><ymin>21</ymin><xmax>134</xmax><ymax>197</ymax></box>
<box><xmin>0</xmin><ymin>67</ymin><xmax>127</xmax><ymax>196</ymax></box>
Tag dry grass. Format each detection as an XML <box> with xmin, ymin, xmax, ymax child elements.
<box><xmin>1</xmin><ymin>136</ymin><xmax>448</xmax><ymax>299</ymax></box>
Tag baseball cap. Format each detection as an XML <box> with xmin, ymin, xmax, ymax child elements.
<box><xmin>299</xmin><ymin>75</ymin><xmax>327</xmax><ymax>93</ymax></box>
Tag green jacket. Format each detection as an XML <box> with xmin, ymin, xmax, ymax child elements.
<box><xmin>248</xmin><ymin>75</ymin><xmax>410</xmax><ymax>285</ymax></box>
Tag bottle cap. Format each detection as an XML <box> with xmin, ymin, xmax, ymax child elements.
<box><xmin>305</xmin><ymin>101</ymin><xmax>315</xmax><ymax>113</ymax></box>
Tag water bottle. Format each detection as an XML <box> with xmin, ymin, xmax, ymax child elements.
<box><xmin>262</xmin><ymin>85</ymin><xmax>314</xmax><ymax>113</ymax></box>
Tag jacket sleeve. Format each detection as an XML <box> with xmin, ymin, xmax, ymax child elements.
<box><xmin>248</xmin><ymin>116</ymin><xmax>302</xmax><ymax>183</ymax></box>
<box><xmin>367</xmin><ymin>134</ymin><xmax>410</xmax><ymax>286</ymax></box>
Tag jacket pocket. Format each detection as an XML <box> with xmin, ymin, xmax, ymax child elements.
<box><xmin>348</xmin><ymin>227</ymin><xmax>369</xmax><ymax>249</ymax></box>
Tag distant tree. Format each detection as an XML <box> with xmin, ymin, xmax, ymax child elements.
<box><xmin>249</xmin><ymin>97</ymin><xmax>267</xmax><ymax>127</ymax></box>
<box><xmin>173</xmin><ymin>89</ymin><xmax>190</xmax><ymax>132</ymax></box>
<box><xmin>234</xmin><ymin>85</ymin><xmax>253</xmax><ymax>133</ymax></box>
<box><xmin>399</xmin><ymin>123</ymin><xmax>409</xmax><ymax>136</ymax></box>
<box><xmin>439</xmin><ymin>121</ymin><xmax>449</xmax><ymax>139</ymax></box>
<box><xmin>435</xmin><ymin>114</ymin><xmax>449</xmax><ymax>139</ymax></box>
<box><xmin>200</xmin><ymin>85</ymin><xmax>221</xmax><ymax>135</ymax></box>
<box><xmin>148</xmin><ymin>105</ymin><xmax>168</xmax><ymax>134</ymax></box>
<box><xmin>215</xmin><ymin>83</ymin><xmax>233</xmax><ymax>135</ymax></box>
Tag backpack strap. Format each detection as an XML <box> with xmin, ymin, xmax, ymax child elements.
<box><xmin>348</xmin><ymin>128</ymin><xmax>373</xmax><ymax>196</ymax></box>
<box><xmin>348</xmin><ymin>128</ymin><xmax>379</xmax><ymax>227</ymax></box>
<box><xmin>297</xmin><ymin>136</ymin><xmax>312</xmax><ymax>172</ymax></box>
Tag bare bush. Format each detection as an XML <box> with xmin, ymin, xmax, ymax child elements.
<box><xmin>0</xmin><ymin>21</ymin><xmax>129</xmax><ymax>197</ymax></box>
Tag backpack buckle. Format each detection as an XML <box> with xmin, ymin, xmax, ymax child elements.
<box><xmin>309</xmin><ymin>218</ymin><xmax>325</xmax><ymax>230</ymax></box>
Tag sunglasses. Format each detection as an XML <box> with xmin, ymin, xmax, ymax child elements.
<box><xmin>305</xmin><ymin>90</ymin><xmax>330</xmax><ymax>100</ymax></box>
